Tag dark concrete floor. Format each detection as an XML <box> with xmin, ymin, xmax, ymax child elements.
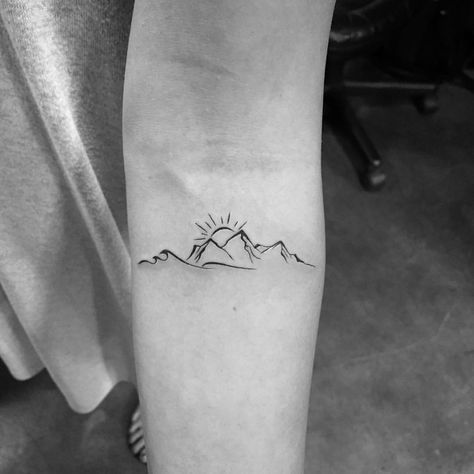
<box><xmin>309</xmin><ymin>84</ymin><xmax>474</xmax><ymax>474</ymax></box>
<box><xmin>1</xmin><ymin>84</ymin><xmax>474</xmax><ymax>473</ymax></box>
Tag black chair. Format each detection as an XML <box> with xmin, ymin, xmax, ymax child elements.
<box><xmin>325</xmin><ymin>0</ymin><xmax>438</xmax><ymax>190</ymax></box>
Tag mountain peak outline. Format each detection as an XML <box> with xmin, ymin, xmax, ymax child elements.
<box><xmin>139</xmin><ymin>225</ymin><xmax>315</xmax><ymax>270</ymax></box>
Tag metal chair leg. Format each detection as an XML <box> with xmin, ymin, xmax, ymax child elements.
<box><xmin>329</xmin><ymin>93</ymin><xmax>387</xmax><ymax>191</ymax></box>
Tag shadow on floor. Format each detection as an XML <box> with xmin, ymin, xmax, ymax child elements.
<box><xmin>0</xmin><ymin>360</ymin><xmax>144</xmax><ymax>474</ymax></box>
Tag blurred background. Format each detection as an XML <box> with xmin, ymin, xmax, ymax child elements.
<box><xmin>1</xmin><ymin>0</ymin><xmax>474</xmax><ymax>472</ymax></box>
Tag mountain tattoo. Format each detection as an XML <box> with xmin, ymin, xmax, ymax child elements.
<box><xmin>138</xmin><ymin>213</ymin><xmax>315</xmax><ymax>270</ymax></box>
<box><xmin>138</xmin><ymin>213</ymin><xmax>314</xmax><ymax>270</ymax></box>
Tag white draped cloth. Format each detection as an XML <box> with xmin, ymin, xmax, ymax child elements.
<box><xmin>0</xmin><ymin>0</ymin><xmax>135</xmax><ymax>412</ymax></box>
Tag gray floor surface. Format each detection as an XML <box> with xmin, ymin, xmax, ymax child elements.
<box><xmin>1</xmin><ymin>84</ymin><xmax>473</xmax><ymax>473</ymax></box>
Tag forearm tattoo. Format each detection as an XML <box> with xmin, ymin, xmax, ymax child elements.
<box><xmin>139</xmin><ymin>213</ymin><xmax>314</xmax><ymax>270</ymax></box>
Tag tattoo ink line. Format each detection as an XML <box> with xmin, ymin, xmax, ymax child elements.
<box><xmin>139</xmin><ymin>214</ymin><xmax>315</xmax><ymax>270</ymax></box>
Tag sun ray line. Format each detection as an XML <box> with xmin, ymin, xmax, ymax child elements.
<box><xmin>238</xmin><ymin>221</ymin><xmax>247</xmax><ymax>230</ymax></box>
<box><xmin>208</xmin><ymin>214</ymin><xmax>217</xmax><ymax>226</ymax></box>
<box><xmin>205</xmin><ymin>221</ymin><xmax>212</xmax><ymax>229</ymax></box>
<box><xmin>220</xmin><ymin>216</ymin><xmax>224</xmax><ymax>224</ymax></box>
<box><xmin>227</xmin><ymin>212</ymin><xmax>231</xmax><ymax>224</ymax></box>
<box><xmin>195</xmin><ymin>222</ymin><xmax>207</xmax><ymax>233</ymax></box>
<box><xmin>234</xmin><ymin>220</ymin><xmax>239</xmax><ymax>227</ymax></box>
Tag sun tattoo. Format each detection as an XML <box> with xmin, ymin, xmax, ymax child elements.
<box><xmin>138</xmin><ymin>213</ymin><xmax>315</xmax><ymax>270</ymax></box>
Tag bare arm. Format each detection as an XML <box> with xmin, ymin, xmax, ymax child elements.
<box><xmin>123</xmin><ymin>0</ymin><xmax>334</xmax><ymax>472</ymax></box>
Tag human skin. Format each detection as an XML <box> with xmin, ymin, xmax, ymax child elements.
<box><xmin>123</xmin><ymin>0</ymin><xmax>335</xmax><ymax>472</ymax></box>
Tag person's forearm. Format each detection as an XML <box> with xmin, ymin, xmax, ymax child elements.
<box><xmin>123</xmin><ymin>1</ymin><xmax>333</xmax><ymax>473</ymax></box>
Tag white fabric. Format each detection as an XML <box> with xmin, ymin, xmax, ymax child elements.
<box><xmin>0</xmin><ymin>0</ymin><xmax>135</xmax><ymax>413</ymax></box>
